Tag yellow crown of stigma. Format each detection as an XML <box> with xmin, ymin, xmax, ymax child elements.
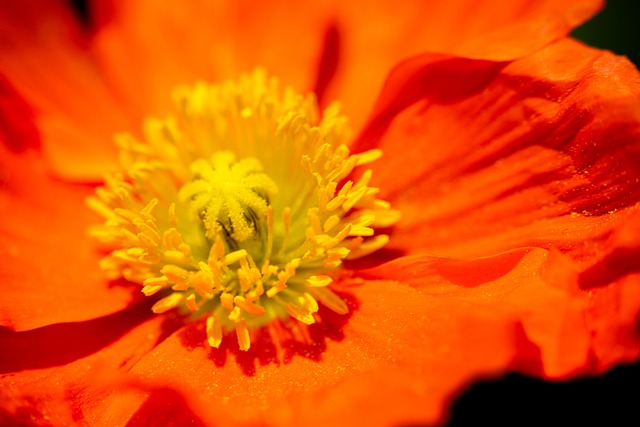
<box><xmin>88</xmin><ymin>69</ymin><xmax>399</xmax><ymax>351</ymax></box>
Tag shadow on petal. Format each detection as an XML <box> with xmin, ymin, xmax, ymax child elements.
<box><xmin>0</xmin><ymin>299</ymin><xmax>154</xmax><ymax>373</ymax></box>
<box><xmin>361</xmin><ymin>248</ymin><xmax>531</xmax><ymax>291</ymax></box>
<box><xmin>313</xmin><ymin>20</ymin><xmax>341</xmax><ymax>108</ymax></box>
<box><xmin>126</xmin><ymin>387</ymin><xmax>209</xmax><ymax>427</ymax></box>
<box><xmin>580</xmin><ymin>247</ymin><xmax>640</xmax><ymax>289</ymax></box>
<box><xmin>0</xmin><ymin>394</ymin><xmax>50</xmax><ymax>427</ymax></box>
<box><xmin>354</xmin><ymin>56</ymin><xmax>508</xmax><ymax>153</ymax></box>
<box><xmin>345</xmin><ymin>246</ymin><xmax>407</xmax><ymax>270</ymax></box>
<box><xmin>0</xmin><ymin>73</ymin><xmax>40</xmax><ymax>152</ymax></box>
<box><xmin>176</xmin><ymin>292</ymin><xmax>359</xmax><ymax>377</ymax></box>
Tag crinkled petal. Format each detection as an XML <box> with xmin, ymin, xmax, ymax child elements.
<box><xmin>355</xmin><ymin>39</ymin><xmax>640</xmax><ymax>262</ymax></box>
<box><xmin>362</xmin><ymin>249</ymin><xmax>640</xmax><ymax>378</ymax></box>
<box><xmin>0</xmin><ymin>147</ymin><xmax>137</xmax><ymax>330</ymax></box>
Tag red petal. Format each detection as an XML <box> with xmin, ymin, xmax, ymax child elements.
<box><xmin>0</xmin><ymin>0</ymin><xmax>132</xmax><ymax>181</ymax></box>
<box><xmin>0</xmin><ymin>147</ymin><xmax>136</xmax><ymax>330</ymax></box>
<box><xmin>356</xmin><ymin>39</ymin><xmax>640</xmax><ymax>261</ymax></box>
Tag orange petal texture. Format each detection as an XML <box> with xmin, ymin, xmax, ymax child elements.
<box><xmin>358</xmin><ymin>39</ymin><xmax>640</xmax><ymax>262</ymax></box>
<box><xmin>326</xmin><ymin>0</ymin><xmax>604</xmax><ymax>131</ymax></box>
<box><xmin>124</xmin><ymin>279</ymin><xmax>514</xmax><ymax>427</ymax></box>
<box><xmin>1</xmin><ymin>1</ymin><xmax>639</xmax><ymax>426</ymax></box>
<box><xmin>0</xmin><ymin>0</ymin><xmax>602</xmax><ymax>180</ymax></box>
<box><xmin>362</xmin><ymin>249</ymin><xmax>640</xmax><ymax>378</ymax></box>
<box><xmin>0</xmin><ymin>0</ymin><xmax>133</xmax><ymax>180</ymax></box>
<box><xmin>0</xmin><ymin>144</ymin><xmax>138</xmax><ymax>331</ymax></box>
<box><xmin>0</xmin><ymin>307</ymin><xmax>172</xmax><ymax>425</ymax></box>
<box><xmin>0</xmin><ymin>282</ymin><xmax>514</xmax><ymax>427</ymax></box>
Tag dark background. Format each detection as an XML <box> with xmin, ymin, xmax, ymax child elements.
<box><xmin>572</xmin><ymin>0</ymin><xmax>640</xmax><ymax>67</ymax></box>
<box><xmin>65</xmin><ymin>0</ymin><xmax>640</xmax><ymax>426</ymax></box>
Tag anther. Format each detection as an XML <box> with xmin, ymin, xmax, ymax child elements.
<box><xmin>89</xmin><ymin>69</ymin><xmax>398</xmax><ymax>351</ymax></box>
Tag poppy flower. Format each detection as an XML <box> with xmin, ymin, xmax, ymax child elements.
<box><xmin>1</xmin><ymin>0</ymin><xmax>640</xmax><ymax>426</ymax></box>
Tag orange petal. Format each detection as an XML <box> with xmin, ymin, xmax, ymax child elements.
<box><xmin>329</xmin><ymin>0</ymin><xmax>603</xmax><ymax>131</ymax></box>
<box><xmin>87</xmin><ymin>279</ymin><xmax>515</xmax><ymax>426</ymax></box>
<box><xmin>89</xmin><ymin>0</ymin><xmax>333</xmax><ymax>116</ymax></box>
<box><xmin>90</xmin><ymin>1</ymin><xmax>602</xmax><ymax>135</ymax></box>
<box><xmin>0</xmin><ymin>1</ymin><xmax>604</xmax><ymax>178</ymax></box>
<box><xmin>4</xmin><ymin>251</ymin><xmax>636</xmax><ymax>426</ymax></box>
<box><xmin>355</xmin><ymin>39</ymin><xmax>640</xmax><ymax>259</ymax></box>
<box><xmin>0</xmin><ymin>0</ymin><xmax>132</xmax><ymax>180</ymax></box>
<box><xmin>0</xmin><ymin>311</ymin><xmax>172</xmax><ymax>426</ymax></box>
<box><xmin>0</xmin><ymin>146</ymin><xmax>136</xmax><ymax>330</ymax></box>
<box><xmin>363</xmin><ymin>248</ymin><xmax>640</xmax><ymax>378</ymax></box>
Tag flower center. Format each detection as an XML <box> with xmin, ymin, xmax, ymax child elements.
<box><xmin>88</xmin><ymin>69</ymin><xmax>398</xmax><ymax>351</ymax></box>
<box><xmin>180</xmin><ymin>152</ymin><xmax>277</xmax><ymax>244</ymax></box>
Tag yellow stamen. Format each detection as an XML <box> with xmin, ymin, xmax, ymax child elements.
<box><xmin>152</xmin><ymin>293</ymin><xmax>184</xmax><ymax>314</ymax></box>
<box><xmin>236</xmin><ymin>320</ymin><xmax>251</xmax><ymax>351</ymax></box>
<box><xmin>89</xmin><ymin>69</ymin><xmax>398</xmax><ymax>351</ymax></box>
<box><xmin>206</xmin><ymin>316</ymin><xmax>223</xmax><ymax>348</ymax></box>
<box><xmin>307</xmin><ymin>275</ymin><xmax>333</xmax><ymax>287</ymax></box>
